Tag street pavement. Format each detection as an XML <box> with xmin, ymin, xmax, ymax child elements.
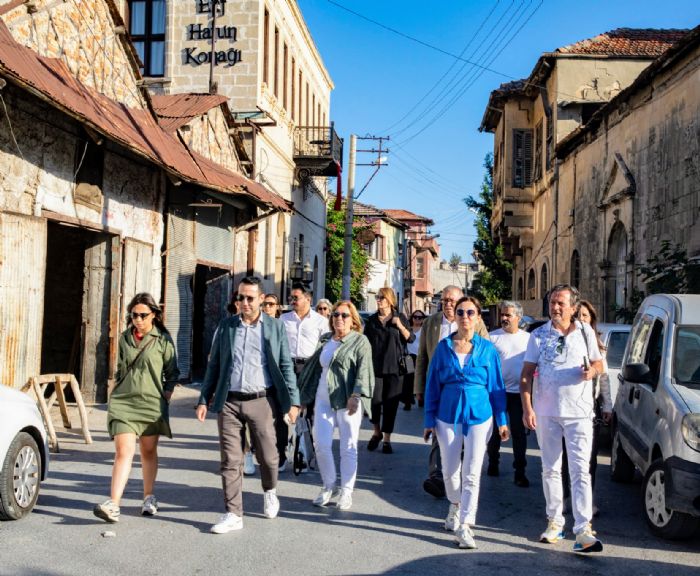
<box><xmin>1</xmin><ymin>385</ymin><xmax>698</xmax><ymax>576</ymax></box>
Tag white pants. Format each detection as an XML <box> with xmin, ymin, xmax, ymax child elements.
<box><xmin>313</xmin><ymin>386</ymin><xmax>362</xmax><ymax>492</ymax></box>
<box><xmin>535</xmin><ymin>415</ymin><xmax>593</xmax><ymax>534</ymax></box>
<box><xmin>435</xmin><ymin>418</ymin><xmax>493</xmax><ymax>526</ymax></box>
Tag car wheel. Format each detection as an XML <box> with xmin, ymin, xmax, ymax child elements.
<box><xmin>610</xmin><ymin>425</ymin><xmax>635</xmax><ymax>483</ymax></box>
<box><xmin>642</xmin><ymin>459</ymin><xmax>699</xmax><ymax>540</ymax></box>
<box><xmin>0</xmin><ymin>431</ymin><xmax>42</xmax><ymax>520</ymax></box>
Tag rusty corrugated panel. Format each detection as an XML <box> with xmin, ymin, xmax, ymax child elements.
<box><xmin>151</xmin><ymin>93</ymin><xmax>228</xmax><ymax>132</ymax></box>
<box><xmin>0</xmin><ymin>213</ymin><xmax>46</xmax><ymax>389</ymax></box>
<box><xmin>0</xmin><ymin>21</ymin><xmax>289</xmax><ymax>212</ymax></box>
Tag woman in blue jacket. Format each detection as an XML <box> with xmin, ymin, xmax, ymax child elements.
<box><xmin>423</xmin><ymin>296</ymin><xmax>509</xmax><ymax>549</ymax></box>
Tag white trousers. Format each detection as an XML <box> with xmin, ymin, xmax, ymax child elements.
<box><xmin>535</xmin><ymin>415</ymin><xmax>593</xmax><ymax>534</ymax></box>
<box><xmin>435</xmin><ymin>418</ymin><xmax>493</xmax><ymax>526</ymax></box>
<box><xmin>313</xmin><ymin>387</ymin><xmax>362</xmax><ymax>492</ymax></box>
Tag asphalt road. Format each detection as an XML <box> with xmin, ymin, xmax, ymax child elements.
<box><xmin>1</xmin><ymin>385</ymin><xmax>698</xmax><ymax>576</ymax></box>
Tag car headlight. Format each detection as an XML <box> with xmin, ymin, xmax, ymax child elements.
<box><xmin>681</xmin><ymin>413</ymin><xmax>700</xmax><ymax>452</ymax></box>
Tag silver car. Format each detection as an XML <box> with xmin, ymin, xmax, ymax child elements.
<box><xmin>0</xmin><ymin>386</ymin><xmax>49</xmax><ymax>520</ymax></box>
<box><xmin>598</xmin><ymin>322</ymin><xmax>632</xmax><ymax>404</ymax></box>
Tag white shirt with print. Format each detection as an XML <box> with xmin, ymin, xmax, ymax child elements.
<box><xmin>489</xmin><ymin>328</ymin><xmax>531</xmax><ymax>394</ymax></box>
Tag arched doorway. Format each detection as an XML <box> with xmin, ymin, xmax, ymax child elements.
<box><xmin>606</xmin><ymin>223</ymin><xmax>628</xmax><ymax>321</ymax></box>
<box><xmin>540</xmin><ymin>262</ymin><xmax>549</xmax><ymax>299</ymax></box>
<box><xmin>527</xmin><ymin>268</ymin><xmax>536</xmax><ymax>300</ymax></box>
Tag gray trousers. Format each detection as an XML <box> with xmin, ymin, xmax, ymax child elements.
<box><xmin>217</xmin><ymin>396</ymin><xmax>279</xmax><ymax>516</ymax></box>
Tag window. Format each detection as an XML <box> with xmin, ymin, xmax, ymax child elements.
<box><xmin>545</xmin><ymin>112</ymin><xmax>553</xmax><ymax>170</ymax></box>
<box><xmin>540</xmin><ymin>263</ymin><xmax>548</xmax><ymax>299</ymax></box>
<box><xmin>512</xmin><ymin>129</ymin><xmax>533</xmax><ymax>188</ymax></box>
<box><xmin>570</xmin><ymin>250</ymin><xmax>581</xmax><ymax>288</ymax></box>
<box><xmin>517</xmin><ymin>277</ymin><xmax>524</xmax><ymax>300</ymax></box>
<box><xmin>645</xmin><ymin>320</ymin><xmax>665</xmax><ymax>387</ymax></box>
<box><xmin>607</xmin><ymin>331</ymin><xmax>631</xmax><ymax>370</ymax></box>
<box><xmin>273</xmin><ymin>26</ymin><xmax>279</xmax><ymax>98</ymax></box>
<box><xmin>262</xmin><ymin>9</ymin><xmax>269</xmax><ymax>85</ymax></box>
<box><xmin>367</xmin><ymin>236</ymin><xmax>386</xmax><ymax>261</ymax></box>
<box><xmin>533</xmin><ymin>120</ymin><xmax>543</xmax><ymax>182</ymax></box>
<box><xmin>416</xmin><ymin>256</ymin><xmax>425</xmax><ymax>279</ymax></box>
<box><xmin>290</xmin><ymin>58</ymin><xmax>296</xmax><ymax>121</ymax></box>
<box><xmin>298</xmin><ymin>70</ymin><xmax>303</xmax><ymax>124</ymax></box>
<box><xmin>128</xmin><ymin>0</ymin><xmax>165</xmax><ymax>77</ymax></box>
<box><xmin>282</xmin><ymin>43</ymin><xmax>288</xmax><ymax>111</ymax></box>
<box><xmin>305</xmin><ymin>82</ymin><xmax>309</xmax><ymax>125</ymax></box>
<box><xmin>527</xmin><ymin>268</ymin><xmax>536</xmax><ymax>299</ymax></box>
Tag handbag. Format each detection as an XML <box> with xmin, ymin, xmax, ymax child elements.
<box><xmin>399</xmin><ymin>350</ymin><xmax>415</xmax><ymax>375</ymax></box>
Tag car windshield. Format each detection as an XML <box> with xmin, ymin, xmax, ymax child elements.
<box><xmin>606</xmin><ymin>331</ymin><xmax>630</xmax><ymax>369</ymax></box>
<box><xmin>674</xmin><ymin>326</ymin><xmax>700</xmax><ymax>387</ymax></box>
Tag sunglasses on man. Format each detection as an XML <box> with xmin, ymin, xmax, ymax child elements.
<box><xmin>236</xmin><ymin>295</ymin><xmax>257</xmax><ymax>303</ymax></box>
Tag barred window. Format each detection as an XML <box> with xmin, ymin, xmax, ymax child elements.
<box><xmin>128</xmin><ymin>0</ymin><xmax>165</xmax><ymax>77</ymax></box>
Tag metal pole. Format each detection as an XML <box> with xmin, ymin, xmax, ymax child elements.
<box><xmin>209</xmin><ymin>0</ymin><xmax>218</xmax><ymax>94</ymax></box>
<box><xmin>341</xmin><ymin>134</ymin><xmax>356</xmax><ymax>300</ymax></box>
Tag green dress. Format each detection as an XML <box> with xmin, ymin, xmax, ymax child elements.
<box><xmin>108</xmin><ymin>326</ymin><xmax>180</xmax><ymax>438</ymax></box>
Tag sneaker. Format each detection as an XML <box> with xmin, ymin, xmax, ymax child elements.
<box><xmin>278</xmin><ymin>458</ymin><xmax>288</xmax><ymax>473</ymax></box>
<box><xmin>486</xmin><ymin>462</ymin><xmax>499</xmax><ymax>477</ymax></box>
<box><xmin>540</xmin><ymin>520</ymin><xmax>565</xmax><ymax>544</ymax></box>
<box><xmin>211</xmin><ymin>512</ymin><xmax>243</xmax><ymax>534</ymax></box>
<box><xmin>444</xmin><ymin>502</ymin><xmax>460</xmax><ymax>531</ymax></box>
<box><xmin>93</xmin><ymin>499</ymin><xmax>120</xmax><ymax>523</ymax></box>
<box><xmin>336</xmin><ymin>488</ymin><xmax>353</xmax><ymax>511</ymax></box>
<box><xmin>574</xmin><ymin>524</ymin><xmax>603</xmax><ymax>553</ymax></box>
<box><xmin>243</xmin><ymin>452</ymin><xmax>256</xmax><ymax>476</ymax></box>
<box><xmin>423</xmin><ymin>477</ymin><xmax>446</xmax><ymax>499</ymax></box>
<box><xmin>514</xmin><ymin>472</ymin><xmax>530</xmax><ymax>488</ymax></box>
<box><xmin>312</xmin><ymin>487</ymin><xmax>337</xmax><ymax>507</ymax></box>
<box><xmin>263</xmin><ymin>489</ymin><xmax>280</xmax><ymax>519</ymax></box>
<box><xmin>141</xmin><ymin>494</ymin><xmax>158</xmax><ymax>516</ymax></box>
<box><xmin>455</xmin><ymin>524</ymin><xmax>477</xmax><ymax>549</ymax></box>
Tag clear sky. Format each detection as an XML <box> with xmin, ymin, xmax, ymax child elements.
<box><xmin>297</xmin><ymin>0</ymin><xmax>699</xmax><ymax>263</ymax></box>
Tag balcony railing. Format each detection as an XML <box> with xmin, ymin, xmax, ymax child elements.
<box><xmin>293</xmin><ymin>124</ymin><xmax>343</xmax><ymax>178</ymax></box>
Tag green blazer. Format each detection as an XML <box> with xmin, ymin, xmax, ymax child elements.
<box><xmin>198</xmin><ymin>313</ymin><xmax>299</xmax><ymax>413</ymax></box>
<box><xmin>297</xmin><ymin>331</ymin><xmax>374</xmax><ymax>414</ymax></box>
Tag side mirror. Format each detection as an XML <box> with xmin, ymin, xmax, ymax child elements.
<box><xmin>622</xmin><ymin>363</ymin><xmax>651</xmax><ymax>384</ymax></box>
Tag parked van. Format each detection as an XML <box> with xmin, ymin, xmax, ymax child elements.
<box><xmin>611</xmin><ymin>294</ymin><xmax>700</xmax><ymax>539</ymax></box>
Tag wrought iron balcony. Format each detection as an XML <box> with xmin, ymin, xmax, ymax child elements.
<box><xmin>293</xmin><ymin>123</ymin><xmax>343</xmax><ymax>178</ymax></box>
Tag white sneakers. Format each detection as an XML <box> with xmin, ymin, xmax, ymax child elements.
<box><xmin>243</xmin><ymin>452</ymin><xmax>256</xmax><ymax>476</ymax></box>
<box><xmin>263</xmin><ymin>489</ymin><xmax>280</xmax><ymax>519</ymax></box>
<box><xmin>574</xmin><ymin>524</ymin><xmax>603</xmax><ymax>553</ymax></box>
<box><xmin>444</xmin><ymin>502</ymin><xmax>460</xmax><ymax>532</ymax></box>
<box><xmin>141</xmin><ymin>494</ymin><xmax>158</xmax><ymax>516</ymax></box>
<box><xmin>313</xmin><ymin>487</ymin><xmax>337</xmax><ymax>507</ymax></box>
<box><xmin>455</xmin><ymin>524</ymin><xmax>477</xmax><ymax>549</ymax></box>
<box><xmin>540</xmin><ymin>520</ymin><xmax>566</xmax><ymax>543</ymax></box>
<box><xmin>336</xmin><ymin>488</ymin><xmax>353</xmax><ymax>511</ymax></box>
<box><xmin>211</xmin><ymin>512</ymin><xmax>243</xmax><ymax>534</ymax></box>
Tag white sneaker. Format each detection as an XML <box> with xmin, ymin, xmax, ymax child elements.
<box><xmin>336</xmin><ymin>488</ymin><xmax>352</xmax><ymax>511</ymax></box>
<box><xmin>243</xmin><ymin>452</ymin><xmax>256</xmax><ymax>476</ymax></box>
<box><xmin>574</xmin><ymin>524</ymin><xmax>603</xmax><ymax>553</ymax></box>
<box><xmin>263</xmin><ymin>490</ymin><xmax>280</xmax><ymax>519</ymax></box>
<box><xmin>313</xmin><ymin>487</ymin><xmax>337</xmax><ymax>507</ymax></box>
<box><xmin>444</xmin><ymin>502</ymin><xmax>460</xmax><ymax>531</ymax></box>
<box><xmin>141</xmin><ymin>494</ymin><xmax>158</xmax><ymax>516</ymax></box>
<box><xmin>278</xmin><ymin>458</ymin><xmax>288</xmax><ymax>473</ymax></box>
<box><xmin>455</xmin><ymin>524</ymin><xmax>477</xmax><ymax>549</ymax></box>
<box><xmin>211</xmin><ymin>512</ymin><xmax>243</xmax><ymax>534</ymax></box>
<box><xmin>540</xmin><ymin>520</ymin><xmax>565</xmax><ymax>543</ymax></box>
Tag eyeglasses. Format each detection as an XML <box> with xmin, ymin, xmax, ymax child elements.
<box><xmin>332</xmin><ymin>312</ymin><xmax>351</xmax><ymax>319</ymax></box>
<box><xmin>412</xmin><ymin>315</ymin><xmax>425</xmax><ymax>321</ymax></box>
<box><xmin>441</xmin><ymin>298</ymin><xmax>457</xmax><ymax>305</ymax></box>
<box><xmin>130</xmin><ymin>312</ymin><xmax>152</xmax><ymax>320</ymax></box>
<box><xmin>375</xmin><ymin>295</ymin><xmax>385</xmax><ymax>301</ymax></box>
<box><xmin>262</xmin><ymin>301</ymin><xmax>277</xmax><ymax>307</ymax></box>
<box><xmin>288</xmin><ymin>296</ymin><xmax>301</xmax><ymax>303</ymax></box>
<box><xmin>317</xmin><ymin>306</ymin><xmax>329</xmax><ymax>311</ymax></box>
<box><xmin>455</xmin><ymin>309</ymin><xmax>477</xmax><ymax>318</ymax></box>
<box><xmin>236</xmin><ymin>295</ymin><xmax>256</xmax><ymax>303</ymax></box>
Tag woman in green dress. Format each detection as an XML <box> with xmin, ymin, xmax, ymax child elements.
<box><xmin>94</xmin><ymin>293</ymin><xmax>179</xmax><ymax>523</ymax></box>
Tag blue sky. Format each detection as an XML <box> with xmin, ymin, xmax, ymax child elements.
<box><xmin>297</xmin><ymin>0</ymin><xmax>699</xmax><ymax>263</ymax></box>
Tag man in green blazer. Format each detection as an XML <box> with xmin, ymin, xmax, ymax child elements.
<box><xmin>196</xmin><ymin>276</ymin><xmax>299</xmax><ymax>534</ymax></box>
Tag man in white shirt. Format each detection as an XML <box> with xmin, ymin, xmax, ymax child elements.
<box><xmin>278</xmin><ymin>283</ymin><xmax>328</xmax><ymax>470</ymax></box>
<box><xmin>486</xmin><ymin>301</ymin><xmax>531</xmax><ymax>487</ymax></box>
<box><xmin>521</xmin><ymin>284</ymin><xmax>604</xmax><ymax>554</ymax></box>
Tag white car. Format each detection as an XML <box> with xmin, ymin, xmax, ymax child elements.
<box><xmin>0</xmin><ymin>385</ymin><xmax>49</xmax><ymax>520</ymax></box>
<box><xmin>598</xmin><ymin>322</ymin><xmax>632</xmax><ymax>403</ymax></box>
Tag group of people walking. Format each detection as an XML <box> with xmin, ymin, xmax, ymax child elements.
<box><xmin>93</xmin><ymin>279</ymin><xmax>608</xmax><ymax>555</ymax></box>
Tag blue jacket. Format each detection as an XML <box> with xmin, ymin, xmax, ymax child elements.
<box><xmin>424</xmin><ymin>333</ymin><xmax>507</xmax><ymax>432</ymax></box>
<box><xmin>198</xmin><ymin>313</ymin><xmax>299</xmax><ymax>413</ymax></box>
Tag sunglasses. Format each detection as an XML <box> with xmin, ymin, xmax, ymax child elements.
<box><xmin>317</xmin><ymin>306</ymin><xmax>329</xmax><ymax>311</ymax></box>
<box><xmin>289</xmin><ymin>296</ymin><xmax>302</xmax><ymax>303</ymax></box>
<box><xmin>455</xmin><ymin>309</ymin><xmax>478</xmax><ymax>318</ymax></box>
<box><xmin>332</xmin><ymin>312</ymin><xmax>351</xmax><ymax>319</ymax></box>
<box><xmin>375</xmin><ymin>295</ymin><xmax>385</xmax><ymax>301</ymax></box>
<box><xmin>236</xmin><ymin>295</ymin><xmax>257</xmax><ymax>303</ymax></box>
<box><xmin>413</xmin><ymin>316</ymin><xmax>425</xmax><ymax>321</ymax></box>
<box><xmin>262</xmin><ymin>301</ymin><xmax>277</xmax><ymax>307</ymax></box>
<box><xmin>130</xmin><ymin>311</ymin><xmax>153</xmax><ymax>320</ymax></box>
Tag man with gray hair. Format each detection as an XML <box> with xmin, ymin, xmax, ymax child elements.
<box><xmin>486</xmin><ymin>300</ymin><xmax>531</xmax><ymax>486</ymax></box>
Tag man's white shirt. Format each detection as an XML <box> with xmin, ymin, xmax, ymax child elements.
<box><xmin>489</xmin><ymin>328</ymin><xmax>531</xmax><ymax>394</ymax></box>
<box><xmin>439</xmin><ymin>315</ymin><xmax>457</xmax><ymax>341</ymax></box>
<box><xmin>280</xmin><ymin>308</ymin><xmax>329</xmax><ymax>359</ymax></box>
<box><xmin>524</xmin><ymin>320</ymin><xmax>602</xmax><ymax>418</ymax></box>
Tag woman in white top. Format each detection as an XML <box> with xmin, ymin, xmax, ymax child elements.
<box><xmin>402</xmin><ymin>310</ymin><xmax>426</xmax><ymax>410</ymax></box>
<box><xmin>297</xmin><ymin>301</ymin><xmax>374</xmax><ymax>511</ymax></box>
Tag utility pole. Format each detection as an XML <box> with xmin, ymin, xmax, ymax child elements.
<box><xmin>209</xmin><ymin>0</ymin><xmax>219</xmax><ymax>94</ymax></box>
<box><xmin>340</xmin><ymin>135</ymin><xmax>389</xmax><ymax>300</ymax></box>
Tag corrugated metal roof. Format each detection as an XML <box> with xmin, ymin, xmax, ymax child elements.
<box><xmin>0</xmin><ymin>21</ymin><xmax>288</xmax><ymax>212</ymax></box>
<box><xmin>151</xmin><ymin>93</ymin><xmax>229</xmax><ymax>132</ymax></box>
<box><xmin>556</xmin><ymin>28</ymin><xmax>688</xmax><ymax>57</ymax></box>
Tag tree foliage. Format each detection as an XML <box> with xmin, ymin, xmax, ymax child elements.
<box><xmin>324</xmin><ymin>202</ymin><xmax>371</xmax><ymax>306</ymax></box>
<box><xmin>448</xmin><ymin>253</ymin><xmax>462</xmax><ymax>270</ymax></box>
<box><xmin>464</xmin><ymin>154</ymin><xmax>512</xmax><ymax>305</ymax></box>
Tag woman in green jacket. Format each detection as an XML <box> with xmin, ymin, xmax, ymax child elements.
<box><xmin>94</xmin><ymin>293</ymin><xmax>179</xmax><ymax>523</ymax></box>
<box><xmin>297</xmin><ymin>300</ymin><xmax>374</xmax><ymax>512</ymax></box>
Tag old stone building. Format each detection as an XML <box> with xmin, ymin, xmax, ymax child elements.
<box><xmin>480</xmin><ymin>28</ymin><xmax>691</xmax><ymax>319</ymax></box>
<box><xmin>0</xmin><ymin>0</ymin><xmax>286</xmax><ymax>396</ymax></box>
<box><xmin>116</xmin><ymin>0</ymin><xmax>340</xmax><ymax>303</ymax></box>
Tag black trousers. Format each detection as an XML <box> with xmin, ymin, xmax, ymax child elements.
<box><xmin>370</xmin><ymin>375</ymin><xmax>401</xmax><ymax>435</ymax></box>
<box><xmin>401</xmin><ymin>355</ymin><xmax>417</xmax><ymax>406</ymax></box>
<box><xmin>274</xmin><ymin>360</ymin><xmax>306</xmax><ymax>462</ymax></box>
<box><xmin>487</xmin><ymin>392</ymin><xmax>528</xmax><ymax>473</ymax></box>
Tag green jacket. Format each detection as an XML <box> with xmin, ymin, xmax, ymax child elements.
<box><xmin>297</xmin><ymin>331</ymin><xmax>374</xmax><ymax>413</ymax></box>
<box><xmin>198</xmin><ymin>313</ymin><xmax>299</xmax><ymax>413</ymax></box>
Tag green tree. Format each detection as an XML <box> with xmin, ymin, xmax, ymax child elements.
<box><xmin>448</xmin><ymin>253</ymin><xmax>462</xmax><ymax>270</ymax></box>
<box><xmin>324</xmin><ymin>202</ymin><xmax>371</xmax><ymax>305</ymax></box>
<box><xmin>464</xmin><ymin>153</ymin><xmax>512</xmax><ymax>305</ymax></box>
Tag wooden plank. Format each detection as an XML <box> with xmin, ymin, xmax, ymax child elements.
<box><xmin>69</xmin><ymin>375</ymin><xmax>93</xmax><ymax>444</ymax></box>
<box><xmin>54</xmin><ymin>375</ymin><xmax>71</xmax><ymax>429</ymax></box>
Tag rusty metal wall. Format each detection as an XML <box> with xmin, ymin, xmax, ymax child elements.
<box><xmin>120</xmin><ymin>238</ymin><xmax>154</xmax><ymax>334</ymax></box>
<box><xmin>194</xmin><ymin>204</ymin><xmax>235</xmax><ymax>267</ymax></box>
<box><xmin>0</xmin><ymin>212</ymin><xmax>47</xmax><ymax>389</ymax></box>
